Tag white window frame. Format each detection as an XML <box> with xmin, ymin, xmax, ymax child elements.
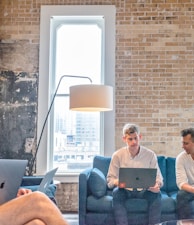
<box><xmin>38</xmin><ymin>5</ymin><xmax>115</xmax><ymax>182</ymax></box>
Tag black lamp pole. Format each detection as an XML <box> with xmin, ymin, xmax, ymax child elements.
<box><xmin>26</xmin><ymin>75</ymin><xmax>92</xmax><ymax>176</ymax></box>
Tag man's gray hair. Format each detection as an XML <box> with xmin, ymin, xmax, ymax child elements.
<box><xmin>123</xmin><ymin>123</ymin><xmax>140</xmax><ymax>136</ymax></box>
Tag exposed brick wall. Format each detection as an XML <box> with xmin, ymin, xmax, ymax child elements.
<box><xmin>56</xmin><ymin>183</ymin><xmax>78</xmax><ymax>212</ymax></box>
<box><xmin>1</xmin><ymin>0</ymin><xmax>194</xmax><ymax>212</ymax></box>
<box><xmin>115</xmin><ymin>1</ymin><xmax>194</xmax><ymax>156</ymax></box>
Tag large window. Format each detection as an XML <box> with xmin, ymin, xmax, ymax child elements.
<box><xmin>51</xmin><ymin>17</ymin><xmax>103</xmax><ymax>173</ymax></box>
<box><xmin>38</xmin><ymin>5</ymin><xmax>115</xmax><ymax>180</ymax></box>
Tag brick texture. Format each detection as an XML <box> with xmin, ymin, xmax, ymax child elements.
<box><xmin>1</xmin><ymin>0</ymin><xmax>194</xmax><ymax>212</ymax></box>
<box><xmin>56</xmin><ymin>183</ymin><xmax>78</xmax><ymax>212</ymax></box>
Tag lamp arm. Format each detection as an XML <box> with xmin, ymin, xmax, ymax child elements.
<box><xmin>27</xmin><ymin>75</ymin><xmax>92</xmax><ymax>176</ymax></box>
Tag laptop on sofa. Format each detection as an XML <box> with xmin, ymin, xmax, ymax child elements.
<box><xmin>119</xmin><ymin>167</ymin><xmax>157</xmax><ymax>189</ymax></box>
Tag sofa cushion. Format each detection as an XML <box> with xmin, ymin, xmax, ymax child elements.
<box><xmin>88</xmin><ymin>168</ymin><xmax>107</xmax><ymax>198</ymax></box>
<box><xmin>125</xmin><ymin>198</ymin><xmax>148</xmax><ymax>213</ymax></box>
<box><xmin>166</xmin><ymin>157</ymin><xmax>178</xmax><ymax>193</ymax></box>
<box><xmin>93</xmin><ymin>156</ymin><xmax>111</xmax><ymax>177</ymax></box>
<box><xmin>87</xmin><ymin>195</ymin><xmax>113</xmax><ymax>212</ymax></box>
<box><xmin>157</xmin><ymin>156</ymin><xmax>167</xmax><ymax>191</ymax></box>
<box><xmin>161</xmin><ymin>196</ymin><xmax>176</xmax><ymax>213</ymax></box>
<box><xmin>168</xmin><ymin>191</ymin><xmax>177</xmax><ymax>200</ymax></box>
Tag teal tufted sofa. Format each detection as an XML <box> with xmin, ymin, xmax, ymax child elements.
<box><xmin>79</xmin><ymin>155</ymin><xmax>180</xmax><ymax>225</ymax></box>
<box><xmin>21</xmin><ymin>176</ymin><xmax>57</xmax><ymax>203</ymax></box>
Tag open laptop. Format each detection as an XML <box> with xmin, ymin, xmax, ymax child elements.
<box><xmin>119</xmin><ymin>168</ymin><xmax>157</xmax><ymax>189</ymax></box>
<box><xmin>37</xmin><ymin>167</ymin><xmax>58</xmax><ymax>193</ymax></box>
<box><xmin>0</xmin><ymin>159</ymin><xmax>58</xmax><ymax>204</ymax></box>
<box><xmin>0</xmin><ymin>159</ymin><xmax>28</xmax><ymax>204</ymax></box>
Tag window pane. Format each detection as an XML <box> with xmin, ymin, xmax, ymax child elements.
<box><xmin>53</xmin><ymin>96</ymin><xmax>100</xmax><ymax>173</ymax></box>
<box><xmin>51</xmin><ymin>19</ymin><xmax>103</xmax><ymax>173</ymax></box>
<box><xmin>55</xmin><ymin>22</ymin><xmax>102</xmax><ymax>84</ymax></box>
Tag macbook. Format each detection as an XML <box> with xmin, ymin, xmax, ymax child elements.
<box><xmin>0</xmin><ymin>159</ymin><xmax>28</xmax><ymax>204</ymax></box>
<box><xmin>37</xmin><ymin>167</ymin><xmax>58</xmax><ymax>193</ymax></box>
<box><xmin>0</xmin><ymin>159</ymin><xmax>58</xmax><ymax>204</ymax></box>
<box><xmin>119</xmin><ymin>167</ymin><xmax>157</xmax><ymax>189</ymax></box>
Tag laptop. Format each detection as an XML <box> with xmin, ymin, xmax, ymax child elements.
<box><xmin>0</xmin><ymin>159</ymin><xmax>28</xmax><ymax>204</ymax></box>
<box><xmin>37</xmin><ymin>167</ymin><xmax>58</xmax><ymax>193</ymax></box>
<box><xmin>119</xmin><ymin>168</ymin><xmax>157</xmax><ymax>189</ymax></box>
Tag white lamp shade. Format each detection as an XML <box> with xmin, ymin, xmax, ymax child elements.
<box><xmin>70</xmin><ymin>84</ymin><xmax>113</xmax><ymax>112</ymax></box>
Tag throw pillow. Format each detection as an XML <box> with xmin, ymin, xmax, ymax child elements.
<box><xmin>88</xmin><ymin>168</ymin><xmax>107</xmax><ymax>198</ymax></box>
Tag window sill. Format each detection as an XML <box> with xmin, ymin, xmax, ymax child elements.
<box><xmin>54</xmin><ymin>173</ymin><xmax>79</xmax><ymax>183</ymax></box>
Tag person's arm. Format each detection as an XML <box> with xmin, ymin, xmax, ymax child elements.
<box><xmin>107</xmin><ymin>154</ymin><xmax>120</xmax><ymax>189</ymax></box>
<box><xmin>148</xmin><ymin>182</ymin><xmax>161</xmax><ymax>193</ymax></box>
<box><xmin>148</xmin><ymin>153</ymin><xmax>163</xmax><ymax>192</ymax></box>
<box><xmin>176</xmin><ymin>154</ymin><xmax>194</xmax><ymax>193</ymax></box>
<box><xmin>181</xmin><ymin>183</ymin><xmax>194</xmax><ymax>193</ymax></box>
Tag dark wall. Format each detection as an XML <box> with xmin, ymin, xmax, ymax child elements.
<box><xmin>0</xmin><ymin>28</ymin><xmax>39</xmax><ymax>166</ymax></box>
<box><xmin>0</xmin><ymin>71</ymin><xmax>37</xmax><ymax>162</ymax></box>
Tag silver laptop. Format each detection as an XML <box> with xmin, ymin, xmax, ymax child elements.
<box><xmin>37</xmin><ymin>167</ymin><xmax>58</xmax><ymax>193</ymax></box>
<box><xmin>0</xmin><ymin>159</ymin><xmax>28</xmax><ymax>204</ymax></box>
<box><xmin>119</xmin><ymin>168</ymin><xmax>157</xmax><ymax>189</ymax></box>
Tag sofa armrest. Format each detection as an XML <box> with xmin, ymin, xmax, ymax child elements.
<box><xmin>79</xmin><ymin>168</ymin><xmax>92</xmax><ymax>225</ymax></box>
<box><xmin>21</xmin><ymin>176</ymin><xmax>44</xmax><ymax>186</ymax></box>
<box><xmin>20</xmin><ymin>176</ymin><xmax>56</xmax><ymax>203</ymax></box>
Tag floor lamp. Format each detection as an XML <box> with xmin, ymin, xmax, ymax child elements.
<box><xmin>27</xmin><ymin>75</ymin><xmax>113</xmax><ymax>176</ymax></box>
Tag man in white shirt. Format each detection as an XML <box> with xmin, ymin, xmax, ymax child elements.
<box><xmin>176</xmin><ymin>127</ymin><xmax>194</xmax><ymax>219</ymax></box>
<box><xmin>107</xmin><ymin>123</ymin><xmax>163</xmax><ymax>225</ymax></box>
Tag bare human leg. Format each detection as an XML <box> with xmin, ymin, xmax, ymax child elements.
<box><xmin>0</xmin><ymin>192</ymin><xmax>69</xmax><ymax>225</ymax></box>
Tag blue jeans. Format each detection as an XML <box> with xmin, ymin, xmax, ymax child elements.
<box><xmin>112</xmin><ymin>187</ymin><xmax>162</xmax><ymax>225</ymax></box>
<box><xmin>177</xmin><ymin>190</ymin><xmax>194</xmax><ymax>219</ymax></box>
